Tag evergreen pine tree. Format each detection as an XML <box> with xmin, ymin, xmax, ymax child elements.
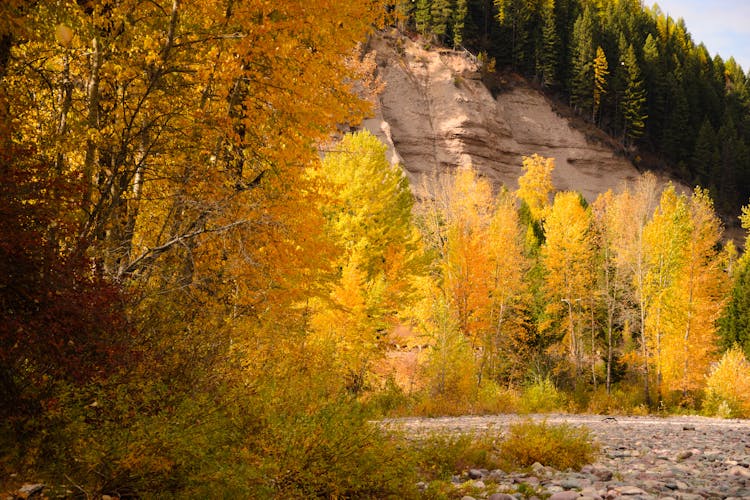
<box><xmin>719</xmin><ymin>255</ymin><xmax>750</xmax><ymax>359</ymax></box>
<box><xmin>415</xmin><ymin>0</ymin><xmax>432</xmax><ymax>35</ymax></box>
<box><xmin>431</xmin><ymin>0</ymin><xmax>454</xmax><ymax>42</ymax></box>
<box><xmin>621</xmin><ymin>44</ymin><xmax>647</xmax><ymax>144</ymax></box>
<box><xmin>641</xmin><ymin>33</ymin><xmax>665</xmax><ymax>142</ymax></box>
<box><xmin>662</xmin><ymin>71</ymin><xmax>690</xmax><ymax>161</ymax></box>
<box><xmin>692</xmin><ymin>119</ymin><xmax>718</xmax><ymax>184</ymax></box>
<box><xmin>570</xmin><ymin>8</ymin><xmax>595</xmax><ymax>114</ymax></box>
<box><xmin>538</xmin><ymin>0</ymin><xmax>559</xmax><ymax>87</ymax></box>
<box><xmin>717</xmin><ymin>115</ymin><xmax>740</xmax><ymax>209</ymax></box>
<box><xmin>454</xmin><ymin>0</ymin><xmax>468</xmax><ymax>47</ymax></box>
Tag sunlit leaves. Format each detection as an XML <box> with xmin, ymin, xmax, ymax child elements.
<box><xmin>517</xmin><ymin>154</ymin><xmax>554</xmax><ymax>222</ymax></box>
<box><xmin>542</xmin><ymin>191</ymin><xmax>594</xmax><ymax>374</ymax></box>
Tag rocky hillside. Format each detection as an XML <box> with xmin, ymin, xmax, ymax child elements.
<box><xmin>363</xmin><ymin>30</ymin><xmax>647</xmax><ymax>201</ymax></box>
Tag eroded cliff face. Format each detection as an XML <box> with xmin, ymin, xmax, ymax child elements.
<box><xmin>363</xmin><ymin>30</ymin><xmax>641</xmax><ymax>201</ymax></box>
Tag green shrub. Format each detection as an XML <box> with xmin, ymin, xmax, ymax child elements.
<box><xmin>498</xmin><ymin>419</ymin><xmax>599</xmax><ymax>471</ymax></box>
<box><xmin>366</xmin><ymin>376</ymin><xmax>413</xmax><ymax>417</ymax></box>
<box><xmin>414</xmin><ymin>432</ymin><xmax>502</xmax><ymax>480</ymax></box>
<box><xmin>1</xmin><ymin>372</ymin><xmax>421</xmax><ymax>499</ymax></box>
<box><xmin>584</xmin><ymin>384</ymin><xmax>648</xmax><ymax>415</ymax></box>
<box><xmin>473</xmin><ymin>381</ymin><xmax>521</xmax><ymax>414</ymax></box>
<box><xmin>519</xmin><ymin>377</ymin><xmax>566</xmax><ymax>413</ymax></box>
<box><xmin>253</xmin><ymin>397</ymin><xmax>418</xmax><ymax>499</ymax></box>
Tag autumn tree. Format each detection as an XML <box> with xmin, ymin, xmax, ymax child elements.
<box><xmin>643</xmin><ymin>186</ymin><xmax>690</xmax><ymax>404</ymax></box>
<box><xmin>442</xmin><ymin>168</ymin><xmax>496</xmax><ymax>348</ymax></box>
<box><xmin>609</xmin><ymin>173</ymin><xmax>661</xmax><ymax>406</ymax></box>
<box><xmin>312</xmin><ymin>131</ymin><xmax>422</xmax><ymax>393</ymax></box>
<box><xmin>517</xmin><ymin>154</ymin><xmax>555</xmax><ymax>222</ymax></box>
<box><xmin>593</xmin><ymin>46</ymin><xmax>609</xmax><ymax>123</ymax></box>
<box><xmin>542</xmin><ymin>191</ymin><xmax>595</xmax><ymax>378</ymax></box>
<box><xmin>1</xmin><ymin>0</ymin><xmax>404</xmax><ymax>495</ymax></box>
<box><xmin>418</xmin><ymin>166</ymin><xmax>530</xmax><ymax>387</ymax></box>
<box><xmin>659</xmin><ymin>188</ymin><xmax>726</xmax><ymax>397</ymax></box>
<box><xmin>483</xmin><ymin>189</ymin><xmax>530</xmax><ymax>384</ymax></box>
<box><xmin>591</xmin><ymin>190</ymin><xmax>630</xmax><ymax>393</ymax></box>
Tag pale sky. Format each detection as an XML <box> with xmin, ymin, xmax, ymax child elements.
<box><xmin>651</xmin><ymin>0</ymin><xmax>750</xmax><ymax>74</ymax></box>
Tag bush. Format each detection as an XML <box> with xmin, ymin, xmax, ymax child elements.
<box><xmin>1</xmin><ymin>370</ymin><xmax>421</xmax><ymax>499</ymax></box>
<box><xmin>252</xmin><ymin>398</ymin><xmax>418</xmax><ymax>499</ymax></box>
<box><xmin>498</xmin><ymin>419</ymin><xmax>599</xmax><ymax>471</ymax></box>
<box><xmin>365</xmin><ymin>376</ymin><xmax>413</xmax><ymax>417</ymax></box>
<box><xmin>519</xmin><ymin>377</ymin><xmax>567</xmax><ymax>413</ymax></box>
<box><xmin>584</xmin><ymin>384</ymin><xmax>649</xmax><ymax>415</ymax></box>
<box><xmin>414</xmin><ymin>432</ymin><xmax>502</xmax><ymax>480</ymax></box>
<box><xmin>473</xmin><ymin>381</ymin><xmax>521</xmax><ymax>414</ymax></box>
<box><xmin>703</xmin><ymin>346</ymin><xmax>750</xmax><ymax>418</ymax></box>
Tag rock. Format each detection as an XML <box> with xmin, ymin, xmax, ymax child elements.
<box><xmin>16</xmin><ymin>484</ymin><xmax>44</xmax><ymax>499</ymax></box>
<box><xmin>487</xmin><ymin>469</ymin><xmax>507</xmax><ymax>481</ymax></box>
<box><xmin>560</xmin><ymin>478</ymin><xmax>582</xmax><ymax>490</ymax></box>
<box><xmin>416</xmin><ymin>481</ymin><xmax>428</xmax><ymax>491</ymax></box>
<box><xmin>549</xmin><ymin>492</ymin><xmax>581</xmax><ymax>500</ymax></box>
<box><xmin>531</xmin><ymin>462</ymin><xmax>545</xmax><ymax>473</ymax></box>
<box><xmin>617</xmin><ymin>486</ymin><xmax>646</xmax><ymax>495</ymax></box>
<box><xmin>674</xmin><ymin>480</ymin><xmax>690</xmax><ymax>490</ymax></box>
<box><xmin>488</xmin><ymin>494</ymin><xmax>515</xmax><ymax>500</ymax></box>
<box><xmin>676</xmin><ymin>450</ymin><xmax>693</xmax><ymax>460</ymax></box>
<box><xmin>471</xmin><ymin>480</ymin><xmax>486</xmax><ymax>489</ymax></box>
<box><xmin>580</xmin><ymin>486</ymin><xmax>603</xmax><ymax>500</ymax></box>
<box><xmin>593</xmin><ymin>468</ymin><xmax>613</xmax><ymax>481</ymax></box>
<box><xmin>468</xmin><ymin>468</ymin><xmax>485</xmax><ymax>479</ymax></box>
<box><xmin>461</xmin><ymin>496</ymin><xmax>477</xmax><ymax>500</ymax></box>
<box><xmin>728</xmin><ymin>465</ymin><xmax>750</xmax><ymax>478</ymax></box>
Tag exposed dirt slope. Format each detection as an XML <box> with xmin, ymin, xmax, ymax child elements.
<box><xmin>363</xmin><ymin>30</ymin><xmax>643</xmax><ymax>201</ymax></box>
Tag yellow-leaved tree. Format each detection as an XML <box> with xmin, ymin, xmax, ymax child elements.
<box><xmin>660</xmin><ymin>188</ymin><xmax>727</xmax><ymax>397</ymax></box>
<box><xmin>312</xmin><ymin>130</ymin><xmax>422</xmax><ymax>393</ymax></box>
<box><xmin>608</xmin><ymin>173</ymin><xmax>661</xmax><ymax>406</ymax></box>
<box><xmin>542</xmin><ymin>191</ymin><xmax>595</xmax><ymax>378</ymax></box>
<box><xmin>417</xmin><ymin>166</ymin><xmax>530</xmax><ymax>396</ymax></box>
<box><xmin>483</xmin><ymin>189</ymin><xmax>530</xmax><ymax>384</ymax></box>
<box><xmin>443</xmin><ymin>168</ymin><xmax>496</xmax><ymax>348</ymax></box>
<box><xmin>517</xmin><ymin>154</ymin><xmax>555</xmax><ymax>222</ymax></box>
<box><xmin>643</xmin><ymin>186</ymin><xmax>690</xmax><ymax>404</ymax></box>
<box><xmin>704</xmin><ymin>346</ymin><xmax>750</xmax><ymax>417</ymax></box>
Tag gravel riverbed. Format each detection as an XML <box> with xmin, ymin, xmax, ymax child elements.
<box><xmin>381</xmin><ymin>414</ymin><xmax>750</xmax><ymax>499</ymax></box>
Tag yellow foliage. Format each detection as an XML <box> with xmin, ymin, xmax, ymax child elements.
<box><xmin>542</xmin><ymin>191</ymin><xmax>594</xmax><ymax>371</ymax></box>
<box><xmin>704</xmin><ymin>347</ymin><xmax>750</xmax><ymax>417</ymax></box>
<box><xmin>517</xmin><ymin>154</ymin><xmax>555</xmax><ymax>222</ymax></box>
<box><xmin>660</xmin><ymin>188</ymin><xmax>726</xmax><ymax>394</ymax></box>
<box><xmin>419</xmin><ymin>167</ymin><xmax>530</xmax><ymax>385</ymax></box>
